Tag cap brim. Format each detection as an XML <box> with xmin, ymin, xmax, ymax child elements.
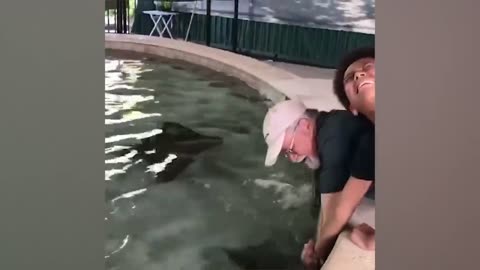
<box><xmin>264</xmin><ymin>132</ymin><xmax>285</xmax><ymax>167</ymax></box>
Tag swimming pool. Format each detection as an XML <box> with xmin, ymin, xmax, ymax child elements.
<box><xmin>105</xmin><ymin>49</ymin><xmax>316</xmax><ymax>270</ymax></box>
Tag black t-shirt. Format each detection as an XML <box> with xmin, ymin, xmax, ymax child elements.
<box><xmin>314</xmin><ymin>110</ymin><xmax>375</xmax><ymax>196</ymax></box>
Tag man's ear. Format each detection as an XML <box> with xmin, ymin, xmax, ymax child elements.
<box><xmin>298</xmin><ymin>118</ymin><xmax>311</xmax><ymax>131</ymax></box>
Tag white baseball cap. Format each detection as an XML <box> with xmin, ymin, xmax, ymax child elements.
<box><xmin>263</xmin><ymin>99</ymin><xmax>308</xmax><ymax>166</ymax></box>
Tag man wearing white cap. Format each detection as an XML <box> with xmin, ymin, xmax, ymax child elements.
<box><xmin>263</xmin><ymin>98</ymin><xmax>374</xmax><ymax>269</ymax></box>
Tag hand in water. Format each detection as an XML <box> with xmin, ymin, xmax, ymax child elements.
<box><xmin>301</xmin><ymin>239</ymin><xmax>320</xmax><ymax>270</ymax></box>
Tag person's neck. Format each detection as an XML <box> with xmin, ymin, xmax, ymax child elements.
<box><xmin>365</xmin><ymin>111</ymin><xmax>375</xmax><ymax>123</ymax></box>
<box><xmin>312</xmin><ymin>121</ymin><xmax>318</xmax><ymax>156</ymax></box>
<box><xmin>355</xmin><ymin>111</ymin><xmax>375</xmax><ymax>125</ymax></box>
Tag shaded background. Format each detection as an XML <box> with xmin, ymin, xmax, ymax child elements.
<box><xmin>173</xmin><ymin>0</ymin><xmax>375</xmax><ymax>34</ymax></box>
<box><xmin>126</xmin><ymin>0</ymin><xmax>375</xmax><ymax>68</ymax></box>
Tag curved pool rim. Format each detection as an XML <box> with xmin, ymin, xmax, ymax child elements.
<box><xmin>105</xmin><ymin>33</ymin><xmax>344</xmax><ymax>113</ymax></box>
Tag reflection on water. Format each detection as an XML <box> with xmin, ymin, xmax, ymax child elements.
<box><xmin>105</xmin><ymin>50</ymin><xmax>315</xmax><ymax>269</ymax></box>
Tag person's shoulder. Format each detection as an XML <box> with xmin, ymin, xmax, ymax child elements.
<box><xmin>316</xmin><ymin>111</ymin><xmax>374</xmax><ymax>156</ymax></box>
<box><xmin>318</xmin><ymin>110</ymin><xmax>368</xmax><ymax>136</ymax></box>
<box><xmin>330</xmin><ymin>110</ymin><xmax>372</xmax><ymax>125</ymax></box>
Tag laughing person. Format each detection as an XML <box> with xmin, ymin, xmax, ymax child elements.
<box><xmin>332</xmin><ymin>47</ymin><xmax>376</xmax><ymax>251</ymax></box>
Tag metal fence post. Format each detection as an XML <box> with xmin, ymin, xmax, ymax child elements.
<box><xmin>206</xmin><ymin>0</ymin><xmax>211</xmax><ymax>46</ymax></box>
<box><xmin>232</xmin><ymin>0</ymin><xmax>239</xmax><ymax>52</ymax></box>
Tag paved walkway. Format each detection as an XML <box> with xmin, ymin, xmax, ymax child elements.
<box><xmin>263</xmin><ymin>60</ymin><xmax>344</xmax><ymax>111</ymax></box>
<box><xmin>266</xmin><ymin>61</ymin><xmax>335</xmax><ymax>80</ymax></box>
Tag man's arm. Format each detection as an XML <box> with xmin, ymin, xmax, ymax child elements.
<box><xmin>313</xmin><ymin>131</ymin><xmax>375</xmax><ymax>261</ymax></box>
<box><xmin>314</xmin><ymin>177</ymin><xmax>372</xmax><ymax>261</ymax></box>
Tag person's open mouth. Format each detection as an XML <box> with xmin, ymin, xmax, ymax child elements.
<box><xmin>356</xmin><ymin>80</ymin><xmax>374</xmax><ymax>94</ymax></box>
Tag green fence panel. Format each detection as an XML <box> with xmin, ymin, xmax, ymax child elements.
<box><xmin>132</xmin><ymin>7</ymin><xmax>374</xmax><ymax>69</ymax></box>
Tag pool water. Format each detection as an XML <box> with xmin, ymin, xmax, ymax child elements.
<box><xmin>105</xmin><ymin>50</ymin><xmax>316</xmax><ymax>270</ymax></box>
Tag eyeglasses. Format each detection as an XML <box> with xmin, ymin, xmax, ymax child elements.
<box><xmin>284</xmin><ymin>120</ymin><xmax>300</xmax><ymax>158</ymax></box>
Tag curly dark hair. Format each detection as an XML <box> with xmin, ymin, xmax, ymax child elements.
<box><xmin>333</xmin><ymin>47</ymin><xmax>375</xmax><ymax>109</ymax></box>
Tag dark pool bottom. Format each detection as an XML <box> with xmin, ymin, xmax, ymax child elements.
<box><xmin>105</xmin><ymin>49</ymin><xmax>315</xmax><ymax>270</ymax></box>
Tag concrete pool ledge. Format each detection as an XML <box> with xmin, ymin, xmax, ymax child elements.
<box><xmin>105</xmin><ymin>34</ymin><xmax>343</xmax><ymax>111</ymax></box>
<box><xmin>105</xmin><ymin>33</ymin><xmax>372</xmax><ymax>270</ymax></box>
<box><xmin>322</xmin><ymin>231</ymin><xmax>375</xmax><ymax>270</ymax></box>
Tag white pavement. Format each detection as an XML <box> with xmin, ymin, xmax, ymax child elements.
<box><xmin>266</xmin><ymin>61</ymin><xmax>335</xmax><ymax>80</ymax></box>
<box><xmin>264</xmin><ymin>60</ymin><xmax>344</xmax><ymax>112</ymax></box>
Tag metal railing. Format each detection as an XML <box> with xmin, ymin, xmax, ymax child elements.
<box><xmin>105</xmin><ymin>0</ymin><xmax>240</xmax><ymax>50</ymax></box>
<box><xmin>105</xmin><ymin>0</ymin><xmax>137</xmax><ymax>33</ymax></box>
